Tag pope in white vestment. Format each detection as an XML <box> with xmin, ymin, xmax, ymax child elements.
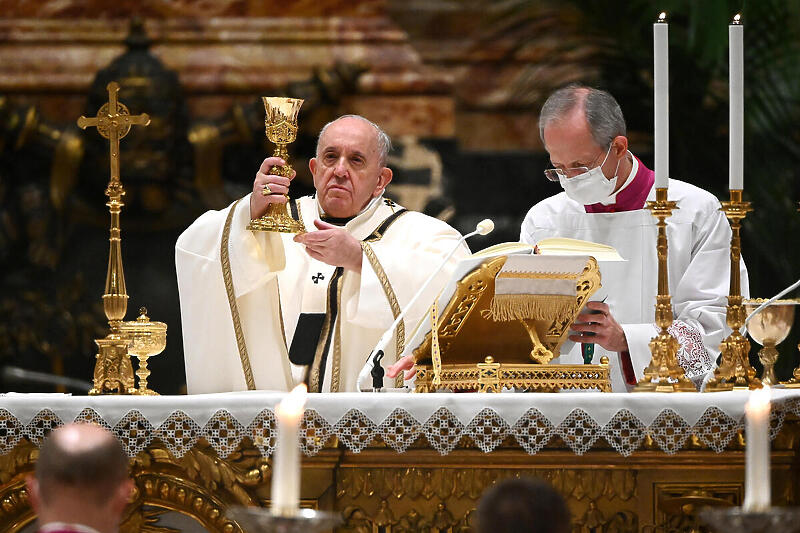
<box><xmin>521</xmin><ymin>85</ymin><xmax>748</xmax><ymax>391</ymax></box>
<box><xmin>176</xmin><ymin>116</ymin><xmax>469</xmax><ymax>393</ymax></box>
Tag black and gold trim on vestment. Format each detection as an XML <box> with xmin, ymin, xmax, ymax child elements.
<box><xmin>309</xmin><ymin>266</ymin><xmax>344</xmax><ymax>392</ymax></box>
<box><xmin>308</xmin><ymin>208</ymin><xmax>409</xmax><ymax>392</ymax></box>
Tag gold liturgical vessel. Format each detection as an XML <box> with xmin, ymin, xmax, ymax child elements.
<box><xmin>79</xmin><ymin>82</ymin><xmax>165</xmax><ymax>395</ymax></box>
<box><xmin>247</xmin><ymin>97</ymin><xmax>305</xmax><ymax>233</ymax></box>
<box><xmin>634</xmin><ymin>188</ymin><xmax>695</xmax><ymax>392</ymax></box>
<box><xmin>118</xmin><ymin>308</ymin><xmax>167</xmax><ymax>395</ymax></box>
<box><xmin>744</xmin><ymin>299</ymin><xmax>797</xmax><ymax>387</ymax></box>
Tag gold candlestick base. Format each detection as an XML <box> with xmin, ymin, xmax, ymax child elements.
<box><xmin>634</xmin><ymin>188</ymin><xmax>694</xmax><ymax>392</ymax></box>
<box><xmin>705</xmin><ymin>190</ymin><xmax>760</xmax><ymax>391</ymax></box>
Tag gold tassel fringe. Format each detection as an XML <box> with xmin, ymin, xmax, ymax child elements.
<box><xmin>487</xmin><ymin>294</ymin><xmax>575</xmax><ymax>323</ymax></box>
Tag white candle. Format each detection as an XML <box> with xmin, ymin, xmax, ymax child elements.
<box><xmin>654</xmin><ymin>12</ymin><xmax>669</xmax><ymax>189</ymax></box>
<box><xmin>729</xmin><ymin>15</ymin><xmax>744</xmax><ymax>190</ymax></box>
<box><xmin>743</xmin><ymin>385</ymin><xmax>771</xmax><ymax>511</ymax></box>
<box><xmin>271</xmin><ymin>384</ymin><xmax>308</xmax><ymax>516</ymax></box>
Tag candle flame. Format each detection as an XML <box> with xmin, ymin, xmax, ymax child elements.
<box><xmin>747</xmin><ymin>385</ymin><xmax>771</xmax><ymax>410</ymax></box>
<box><xmin>658</xmin><ymin>12</ymin><xmax>667</xmax><ymax>22</ymax></box>
<box><xmin>276</xmin><ymin>383</ymin><xmax>308</xmax><ymax>419</ymax></box>
<box><xmin>733</xmin><ymin>13</ymin><xmax>741</xmax><ymax>24</ymax></box>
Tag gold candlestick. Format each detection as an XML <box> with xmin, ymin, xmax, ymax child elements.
<box><xmin>247</xmin><ymin>97</ymin><xmax>305</xmax><ymax>233</ymax></box>
<box><xmin>634</xmin><ymin>188</ymin><xmax>695</xmax><ymax>392</ymax></box>
<box><xmin>79</xmin><ymin>82</ymin><xmax>151</xmax><ymax>395</ymax></box>
<box><xmin>705</xmin><ymin>189</ymin><xmax>760</xmax><ymax>391</ymax></box>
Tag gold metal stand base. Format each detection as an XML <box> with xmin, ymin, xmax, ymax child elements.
<box><xmin>247</xmin><ymin>214</ymin><xmax>305</xmax><ymax>233</ymax></box>
<box><xmin>634</xmin><ymin>331</ymin><xmax>696</xmax><ymax>392</ymax></box>
<box><xmin>414</xmin><ymin>356</ymin><xmax>611</xmax><ymax>393</ymax></box>
<box><xmin>89</xmin><ymin>334</ymin><xmax>136</xmax><ymax>395</ymax></box>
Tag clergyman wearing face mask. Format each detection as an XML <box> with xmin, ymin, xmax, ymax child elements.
<box><xmin>518</xmin><ymin>84</ymin><xmax>747</xmax><ymax>393</ymax></box>
<box><xmin>546</xmin><ymin>143</ymin><xmax>630</xmax><ymax>206</ymax></box>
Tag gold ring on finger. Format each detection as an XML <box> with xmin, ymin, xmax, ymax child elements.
<box><xmin>261</xmin><ymin>183</ymin><xmax>272</xmax><ymax>196</ymax></box>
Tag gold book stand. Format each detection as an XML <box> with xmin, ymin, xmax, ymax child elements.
<box><xmin>412</xmin><ymin>255</ymin><xmax>611</xmax><ymax>393</ymax></box>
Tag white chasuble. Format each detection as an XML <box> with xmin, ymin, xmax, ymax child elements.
<box><xmin>176</xmin><ymin>194</ymin><xmax>469</xmax><ymax>393</ymax></box>
<box><xmin>520</xmin><ymin>179</ymin><xmax>748</xmax><ymax>392</ymax></box>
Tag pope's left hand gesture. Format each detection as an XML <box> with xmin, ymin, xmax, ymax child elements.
<box><xmin>294</xmin><ymin>219</ymin><xmax>363</xmax><ymax>273</ymax></box>
<box><xmin>568</xmin><ymin>301</ymin><xmax>629</xmax><ymax>353</ymax></box>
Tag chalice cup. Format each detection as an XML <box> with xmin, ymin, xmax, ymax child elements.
<box><xmin>247</xmin><ymin>97</ymin><xmax>306</xmax><ymax>234</ymax></box>
<box><xmin>118</xmin><ymin>307</ymin><xmax>167</xmax><ymax>395</ymax></box>
<box><xmin>744</xmin><ymin>299</ymin><xmax>797</xmax><ymax>386</ymax></box>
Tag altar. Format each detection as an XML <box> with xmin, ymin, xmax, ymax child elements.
<box><xmin>0</xmin><ymin>390</ymin><xmax>798</xmax><ymax>532</ymax></box>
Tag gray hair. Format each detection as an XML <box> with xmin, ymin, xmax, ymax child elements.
<box><xmin>538</xmin><ymin>85</ymin><xmax>627</xmax><ymax>148</ymax></box>
<box><xmin>316</xmin><ymin>114</ymin><xmax>392</xmax><ymax>166</ymax></box>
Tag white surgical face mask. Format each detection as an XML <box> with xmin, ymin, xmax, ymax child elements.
<box><xmin>558</xmin><ymin>146</ymin><xmax>620</xmax><ymax>205</ymax></box>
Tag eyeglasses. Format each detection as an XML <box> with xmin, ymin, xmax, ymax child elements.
<box><xmin>543</xmin><ymin>149</ymin><xmax>609</xmax><ymax>182</ymax></box>
<box><xmin>543</xmin><ymin>166</ymin><xmax>591</xmax><ymax>181</ymax></box>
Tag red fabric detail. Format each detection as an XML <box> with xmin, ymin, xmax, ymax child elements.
<box><xmin>620</xmin><ymin>351</ymin><xmax>637</xmax><ymax>385</ymax></box>
<box><xmin>585</xmin><ymin>156</ymin><xmax>655</xmax><ymax>213</ymax></box>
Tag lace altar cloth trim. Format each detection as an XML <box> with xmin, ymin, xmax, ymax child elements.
<box><xmin>0</xmin><ymin>391</ymin><xmax>798</xmax><ymax>458</ymax></box>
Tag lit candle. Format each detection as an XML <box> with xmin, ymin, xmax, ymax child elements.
<box><xmin>271</xmin><ymin>384</ymin><xmax>308</xmax><ymax>516</ymax></box>
<box><xmin>729</xmin><ymin>14</ymin><xmax>744</xmax><ymax>190</ymax></box>
<box><xmin>743</xmin><ymin>385</ymin><xmax>771</xmax><ymax>511</ymax></box>
<box><xmin>654</xmin><ymin>12</ymin><xmax>669</xmax><ymax>189</ymax></box>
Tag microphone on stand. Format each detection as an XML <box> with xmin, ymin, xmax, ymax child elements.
<box><xmin>357</xmin><ymin>218</ymin><xmax>495</xmax><ymax>391</ymax></box>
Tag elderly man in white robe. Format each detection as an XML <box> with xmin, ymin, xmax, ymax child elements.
<box><xmin>177</xmin><ymin>115</ymin><xmax>469</xmax><ymax>393</ymax></box>
<box><xmin>519</xmin><ymin>85</ymin><xmax>748</xmax><ymax>391</ymax></box>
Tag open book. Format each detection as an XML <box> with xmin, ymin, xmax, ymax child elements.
<box><xmin>471</xmin><ymin>238</ymin><xmax>624</xmax><ymax>262</ymax></box>
<box><xmin>537</xmin><ymin>237</ymin><xmax>625</xmax><ymax>262</ymax></box>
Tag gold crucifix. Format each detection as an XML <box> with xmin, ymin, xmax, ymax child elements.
<box><xmin>78</xmin><ymin>81</ymin><xmax>150</xmax><ymax>191</ymax></box>
<box><xmin>79</xmin><ymin>81</ymin><xmax>150</xmax><ymax>395</ymax></box>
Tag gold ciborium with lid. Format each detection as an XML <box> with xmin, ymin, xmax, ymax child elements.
<box><xmin>118</xmin><ymin>307</ymin><xmax>167</xmax><ymax>395</ymax></box>
<box><xmin>744</xmin><ymin>298</ymin><xmax>797</xmax><ymax>386</ymax></box>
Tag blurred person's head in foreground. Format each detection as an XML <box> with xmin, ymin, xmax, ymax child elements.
<box><xmin>476</xmin><ymin>477</ymin><xmax>571</xmax><ymax>533</ymax></box>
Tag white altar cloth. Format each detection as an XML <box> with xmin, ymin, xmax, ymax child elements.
<box><xmin>1</xmin><ymin>390</ymin><xmax>798</xmax><ymax>458</ymax></box>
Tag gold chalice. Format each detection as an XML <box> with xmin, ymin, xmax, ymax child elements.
<box><xmin>247</xmin><ymin>96</ymin><xmax>305</xmax><ymax>233</ymax></box>
<box><xmin>118</xmin><ymin>307</ymin><xmax>167</xmax><ymax>395</ymax></box>
<box><xmin>744</xmin><ymin>298</ymin><xmax>797</xmax><ymax>386</ymax></box>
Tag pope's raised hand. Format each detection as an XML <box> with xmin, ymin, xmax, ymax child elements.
<box><xmin>294</xmin><ymin>219</ymin><xmax>363</xmax><ymax>273</ymax></box>
<box><xmin>250</xmin><ymin>156</ymin><xmax>295</xmax><ymax>220</ymax></box>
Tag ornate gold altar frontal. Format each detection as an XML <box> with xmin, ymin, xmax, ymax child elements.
<box><xmin>78</xmin><ymin>82</ymin><xmax>167</xmax><ymax>395</ymax></box>
<box><xmin>247</xmin><ymin>96</ymin><xmax>306</xmax><ymax>234</ymax></box>
<box><xmin>413</xmin><ymin>255</ymin><xmax>611</xmax><ymax>392</ymax></box>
